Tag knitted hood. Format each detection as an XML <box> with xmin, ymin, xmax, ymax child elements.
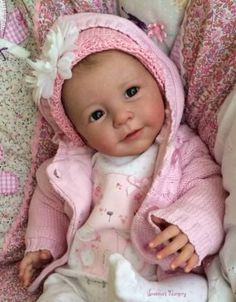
<box><xmin>27</xmin><ymin>13</ymin><xmax>184</xmax><ymax>147</ymax></box>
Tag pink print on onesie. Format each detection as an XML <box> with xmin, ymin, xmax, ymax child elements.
<box><xmin>69</xmin><ymin>172</ymin><xmax>155</xmax><ymax>279</ymax></box>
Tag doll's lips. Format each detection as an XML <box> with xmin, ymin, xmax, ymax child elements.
<box><xmin>123</xmin><ymin>128</ymin><xmax>143</xmax><ymax>141</ymax></box>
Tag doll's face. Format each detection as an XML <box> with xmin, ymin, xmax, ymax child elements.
<box><xmin>62</xmin><ymin>50</ymin><xmax>164</xmax><ymax>156</ymax></box>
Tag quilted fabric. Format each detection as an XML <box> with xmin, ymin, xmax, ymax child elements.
<box><xmin>0</xmin><ymin>0</ymin><xmax>116</xmax><ymax>300</ymax></box>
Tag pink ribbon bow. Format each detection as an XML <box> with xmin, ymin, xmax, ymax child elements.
<box><xmin>147</xmin><ymin>22</ymin><xmax>167</xmax><ymax>43</ymax></box>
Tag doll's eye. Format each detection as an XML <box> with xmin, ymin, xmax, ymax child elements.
<box><xmin>89</xmin><ymin>110</ymin><xmax>105</xmax><ymax>122</ymax></box>
<box><xmin>125</xmin><ymin>86</ymin><xmax>139</xmax><ymax>98</ymax></box>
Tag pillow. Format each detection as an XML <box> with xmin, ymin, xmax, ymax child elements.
<box><xmin>117</xmin><ymin>0</ymin><xmax>190</xmax><ymax>55</ymax></box>
<box><xmin>0</xmin><ymin>0</ymin><xmax>116</xmax><ymax>300</ymax></box>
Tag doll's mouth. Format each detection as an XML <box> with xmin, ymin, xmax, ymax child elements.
<box><xmin>123</xmin><ymin>128</ymin><xmax>143</xmax><ymax>141</ymax></box>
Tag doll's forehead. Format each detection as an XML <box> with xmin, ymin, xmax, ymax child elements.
<box><xmin>72</xmin><ymin>50</ymin><xmax>139</xmax><ymax>70</ymax></box>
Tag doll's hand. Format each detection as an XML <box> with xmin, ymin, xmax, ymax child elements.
<box><xmin>19</xmin><ymin>250</ymin><xmax>52</xmax><ymax>288</ymax></box>
<box><xmin>149</xmin><ymin>217</ymin><xmax>199</xmax><ymax>272</ymax></box>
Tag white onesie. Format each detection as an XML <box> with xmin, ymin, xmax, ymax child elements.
<box><xmin>67</xmin><ymin>144</ymin><xmax>158</xmax><ymax>281</ymax></box>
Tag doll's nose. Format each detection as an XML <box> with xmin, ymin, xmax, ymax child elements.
<box><xmin>113</xmin><ymin>108</ymin><xmax>134</xmax><ymax>128</ymax></box>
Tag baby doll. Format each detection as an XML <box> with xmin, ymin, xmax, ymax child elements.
<box><xmin>19</xmin><ymin>13</ymin><xmax>225</xmax><ymax>302</ymax></box>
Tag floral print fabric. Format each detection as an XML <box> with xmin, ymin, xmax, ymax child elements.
<box><xmin>34</xmin><ymin>0</ymin><xmax>117</xmax><ymax>46</ymax></box>
<box><xmin>171</xmin><ymin>0</ymin><xmax>236</xmax><ymax>153</ymax></box>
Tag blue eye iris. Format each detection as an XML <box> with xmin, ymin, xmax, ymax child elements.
<box><xmin>125</xmin><ymin>86</ymin><xmax>139</xmax><ymax>98</ymax></box>
<box><xmin>89</xmin><ymin>110</ymin><xmax>104</xmax><ymax>122</ymax></box>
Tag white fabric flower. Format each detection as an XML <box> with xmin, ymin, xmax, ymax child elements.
<box><xmin>26</xmin><ymin>20</ymin><xmax>78</xmax><ymax>105</ymax></box>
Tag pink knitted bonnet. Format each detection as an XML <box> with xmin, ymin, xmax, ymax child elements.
<box><xmin>28</xmin><ymin>13</ymin><xmax>184</xmax><ymax>146</ymax></box>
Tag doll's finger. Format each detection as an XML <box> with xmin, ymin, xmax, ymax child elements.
<box><xmin>149</xmin><ymin>225</ymin><xmax>180</xmax><ymax>248</ymax></box>
<box><xmin>184</xmin><ymin>253</ymin><xmax>199</xmax><ymax>273</ymax></box>
<box><xmin>40</xmin><ymin>250</ymin><xmax>52</xmax><ymax>260</ymax></box>
<box><xmin>19</xmin><ymin>256</ymin><xmax>33</xmax><ymax>277</ymax></box>
<box><xmin>156</xmin><ymin>233</ymin><xmax>188</xmax><ymax>259</ymax></box>
<box><xmin>19</xmin><ymin>264</ymin><xmax>25</xmax><ymax>281</ymax></box>
<box><xmin>170</xmin><ymin>243</ymin><xmax>194</xmax><ymax>270</ymax></box>
<box><xmin>20</xmin><ymin>264</ymin><xmax>34</xmax><ymax>288</ymax></box>
<box><xmin>20</xmin><ymin>252</ymin><xmax>40</xmax><ymax>268</ymax></box>
<box><xmin>19</xmin><ymin>255</ymin><xmax>32</xmax><ymax>268</ymax></box>
<box><xmin>38</xmin><ymin>251</ymin><xmax>52</xmax><ymax>267</ymax></box>
<box><xmin>151</xmin><ymin>216</ymin><xmax>169</xmax><ymax>231</ymax></box>
<box><xmin>151</xmin><ymin>216</ymin><xmax>164</xmax><ymax>225</ymax></box>
<box><xmin>19</xmin><ymin>260</ymin><xmax>26</xmax><ymax>276</ymax></box>
<box><xmin>23</xmin><ymin>269</ymin><xmax>34</xmax><ymax>287</ymax></box>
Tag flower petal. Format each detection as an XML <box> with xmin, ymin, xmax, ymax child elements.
<box><xmin>57</xmin><ymin>52</ymin><xmax>75</xmax><ymax>79</ymax></box>
<box><xmin>26</xmin><ymin>20</ymin><xmax>78</xmax><ymax>103</ymax></box>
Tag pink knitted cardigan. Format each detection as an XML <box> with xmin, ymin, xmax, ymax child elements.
<box><xmin>25</xmin><ymin>124</ymin><xmax>225</xmax><ymax>292</ymax></box>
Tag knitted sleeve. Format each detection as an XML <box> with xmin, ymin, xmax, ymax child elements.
<box><xmin>132</xmin><ymin>126</ymin><xmax>226</xmax><ymax>267</ymax></box>
<box><xmin>25</xmin><ymin>160</ymin><xmax>69</xmax><ymax>259</ymax></box>
<box><xmin>151</xmin><ymin>177</ymin><xmax>225</xmax><ymax>264</ymax></box>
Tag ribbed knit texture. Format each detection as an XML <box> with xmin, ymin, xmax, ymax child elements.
<box><xmin>131</xmin><ymin>125</ymin><xmax>225</xmax><ymax>270</ymax></box>
<box><xmin>38</xmin><ymin>13</ymin><xmax>184</xmax><ymax>146</ymax></box>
